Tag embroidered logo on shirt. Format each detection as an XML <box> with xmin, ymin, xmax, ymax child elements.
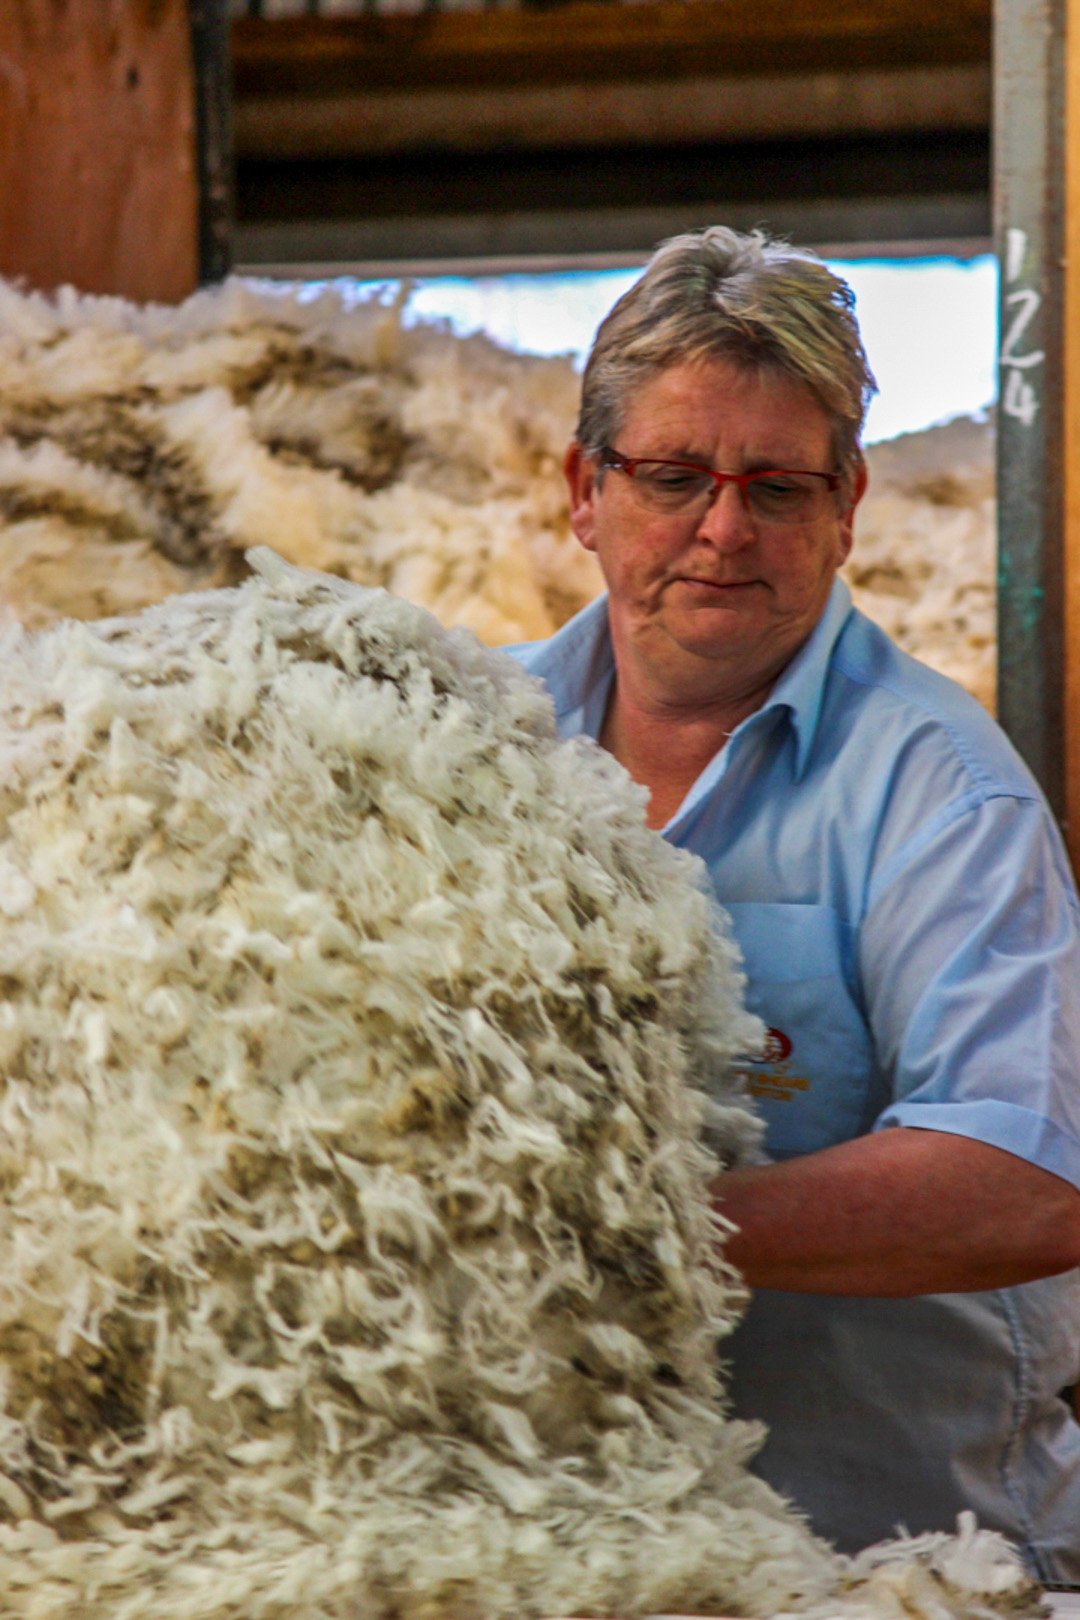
<box><xmin>761</xmin><ymin>1026</ymin><xmax>793</xmax><ymax>1064</ymax></box>
<box><xmin>737</xmin><ymin>1026</ymin><xmax>811</xmax><ymax>1102</ymax></box>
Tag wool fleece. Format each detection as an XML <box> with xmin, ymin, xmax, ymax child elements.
<box><xmin>0</xmin><ymin>277</ymin><xmax>994</xmax><ymax>708</ymax></box>
<box><xmin>0</xmin><ymin>552</ymin><xmax>1038</xmax><ymax>1620</ymax></box>
<box><xmin>0</xmin><ymin>276</ymin><xmax>601</xmax><ymax>644</ymax></box>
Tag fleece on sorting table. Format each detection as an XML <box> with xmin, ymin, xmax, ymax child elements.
<box><xmin>0</xmin><ymin>551</ymin><xmax>1036</xmax><ymax>1619</ymax></box>
<box><xmin>0</xmin><ymin>276</ymin><xmax>994</xmax><ymax>707</ymax></box>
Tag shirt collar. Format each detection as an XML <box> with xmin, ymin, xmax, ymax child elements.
<box><xmin>516</xmin><ymin>592</ymin><xmax>615</xmax><ymax>737</ymax></box>
<box><xmin>518</xmin><ymin>576</ymin><xmax>854</xmax><ymax>782</ymax></box>
<box><xmin>759</xmin><ymin>577</ymin><xmax>854</xmax><ymax>781</ymax></box>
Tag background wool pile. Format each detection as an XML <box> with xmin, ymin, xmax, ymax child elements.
<box><xmin>845</xmin><ymin>414</ymin><xmax>995</xmax><ymax>711</ymax></box>
<box><xmin>0</xmin><ymin>277</ymin><xmax>994</xmax><ymax>706</ymax></box>
<box><xmin>0</xmin><ymin>278</ymin><xmax>599</xmax><ymax>645</ymax></box>
<box><xmin>0</xmin><ymin>553</ymin><xmax>1034</xmax><ymax>1619</ymax></box>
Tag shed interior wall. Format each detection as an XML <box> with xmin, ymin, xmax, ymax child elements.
<box><xmin>0</xmin><ymin>0</ymin><xmax>199</xmax><ymax>302</ymax></box>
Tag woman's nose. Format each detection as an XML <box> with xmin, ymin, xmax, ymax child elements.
<box><xmin>695</xmin><ymin>480</ymin><xmax>755</xmax><ymax>547</ymax></box>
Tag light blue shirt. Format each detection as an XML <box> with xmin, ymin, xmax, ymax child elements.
<box><xmin>507</xmin><ymin>579</ymin><xmax>1080</xmax><ymax>1582</ymax></box>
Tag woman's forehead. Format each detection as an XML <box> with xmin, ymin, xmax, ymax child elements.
<box><xmin>618</xmin><ymin>356</ymin><xmax>834</xmax><ymax>461</ymax></box>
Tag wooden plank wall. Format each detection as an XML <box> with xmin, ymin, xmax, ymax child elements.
<box><xmin>0</xmin><ymin>0</ymin><xmax>199</xmax><ymax>302</ymax></box>
<box><xmin>232</xmin><ymin>0</ymin><xmax>991</xmax><ymax>160</ymax></box>
<box><xmin>232</xmin><ymin>1</ymin><xmax>992</xmax><ymax>273</ymax></box>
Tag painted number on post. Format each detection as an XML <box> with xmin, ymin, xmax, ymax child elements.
<box><xmin>1001</xmin><ymin>228</ymin><xmax>1044</xmax><ymax>427</ymax></box>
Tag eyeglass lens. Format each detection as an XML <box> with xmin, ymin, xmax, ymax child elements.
<box><xmin>618</xmin><ymin>460</ymin><xmax>833</xmax><ymax>523</ymax></box>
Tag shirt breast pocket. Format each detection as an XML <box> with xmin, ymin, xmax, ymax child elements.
<box><xmin>723</xmin><ymin>901</ymin><xmax>874</xmax><ymax>1158</ymax></box>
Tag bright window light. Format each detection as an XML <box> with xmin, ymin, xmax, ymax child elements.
<box><xmin>830</xmin><ymin>257</ymin><xmax>997</xmax><ymax>443</ymax></box>
<box><xmin>324</xmin><ymin>255</ymin><xmax>999</xmax><ymax>446</ymax></box>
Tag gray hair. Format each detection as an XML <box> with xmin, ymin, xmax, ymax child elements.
<box><xmin>577</xmin><ymin>226</ymin><xmax>877</xmax><ymax>485</ymax></box>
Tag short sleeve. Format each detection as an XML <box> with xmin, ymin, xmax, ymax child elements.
<box><xmin>860</xmin><ymin>792</ymin><xmax>1080</xmax><ymax>1190</ymax></box>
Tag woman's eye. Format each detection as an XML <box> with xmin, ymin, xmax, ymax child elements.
<box><xmin>751</xmin><ymin>478</ymin><xmax>804</xmax><ymax>506</ymax></box>
<box><xmin>645</xmin><ymin>468</ymin><xmax>703</xmax><ymax>491</ymax></box>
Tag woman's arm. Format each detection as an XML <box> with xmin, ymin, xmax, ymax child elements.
<box><xmin>714</xmin><ymin>1125</ymin><xmax>1080</xmax><ymax>1295</ymax></box>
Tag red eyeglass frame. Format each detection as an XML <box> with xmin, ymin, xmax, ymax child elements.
<box><xmin>597</xmin><ymin>446</ymin><xmax>841</xmax><ymax>506</ymax></box>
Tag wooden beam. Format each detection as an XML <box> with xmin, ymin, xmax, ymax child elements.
<box><xmin>234</xmin><ymin>128</ymin><xmax>990</xmax><ymax>266</ymax></box>
<box><xmin>0</xmin><ymin>0</ymin><xmax>199</xmax><ymax>302</ymax></box>
<box><xmin>234</xmin><ymin>195</ymin><xmax>992</xmax><ymax>277</ymax></box>
<box><xmin>232</xmin><ymin>2</ymin><xmax>990</xmax><ymax>97</ymax></box>
<box><xmin>233</xmin><ymin>64</ymin><xmax>989</xmax><ymax>162</ymax></box>
<box><xmin>1066</xmin><ymin>0</ymin><xmax>1080</xmax><ymax>875</ymax></box>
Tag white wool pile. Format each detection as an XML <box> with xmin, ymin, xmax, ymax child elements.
<box><xmin>845</xmin><ymin>416</ymin><xmax>996</xmax><ymax>711</ymax></box>
<box><xmin>0</xmin><ymin>276</ymin><xmax>601</xmax><ymax>644</ymax></box>
<box><xmin>0</xmin><ymin>551</ymin><xmax>1037</xmax><ymax>1620</ymax></box>
<box><xmin>0</xmin><ymin>276</ymin><xmax>995</xmax><ymax>707</ymax></box>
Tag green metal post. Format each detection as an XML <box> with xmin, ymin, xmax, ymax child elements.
<box><xmin>993</xmin><ymin>0</ymin><xmax>1067</xmax><ymax>818</ymax></box>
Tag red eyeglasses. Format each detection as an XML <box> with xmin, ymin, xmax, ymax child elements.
<box><xmin>598</xmin><ymin>446</ymin><xmax>842</xmax><ymax>525</ymax></box>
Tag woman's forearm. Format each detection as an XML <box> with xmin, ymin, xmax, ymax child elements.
<box><xmin>713</xmin><ymin>1126</ymin><xmax>1080</xmax><ymax>1296</ymax></box>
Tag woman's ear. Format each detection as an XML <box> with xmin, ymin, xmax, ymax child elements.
<box><xmin>564</xmin><ymin>441</ymin><xmax>599</xmax><ymax>552</ymax></box>
<box><xmin>838</xmin><ymin>455</ymin><xmax>869</xmax><ymax>564</ymax></box>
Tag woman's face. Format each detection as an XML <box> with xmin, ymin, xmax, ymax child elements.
<box><xmin>565</xmin><ymin>356</ymin><xmax>865</xmax><ymax>708</ymax></box>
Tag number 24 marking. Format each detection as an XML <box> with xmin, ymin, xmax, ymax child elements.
<box><xmin>1001</xmin><ymin>288</ymin><xmax>1044</xmax><ymax>369</ymax></box>
<box><xmin>1000</xmin><ymin>286</ymin><xmax>1044</xmax><ymax>426</ymax></box>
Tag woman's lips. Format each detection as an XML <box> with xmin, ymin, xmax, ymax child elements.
<box><xmin>675</xmin><ymin>576</ymin><xmax>758</xmax><ymax>593</ymax></box>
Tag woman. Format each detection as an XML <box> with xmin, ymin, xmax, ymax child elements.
<box><xmin>510</xmin><ymin>226</ymin><xmax>1080</xmax><ymax>1578</ymax></box>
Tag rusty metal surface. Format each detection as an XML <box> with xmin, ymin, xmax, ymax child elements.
<box><xmin>993</xmin><ymin>0</ymin><xmax>1067</xmax><ymax>819</ymax></box>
